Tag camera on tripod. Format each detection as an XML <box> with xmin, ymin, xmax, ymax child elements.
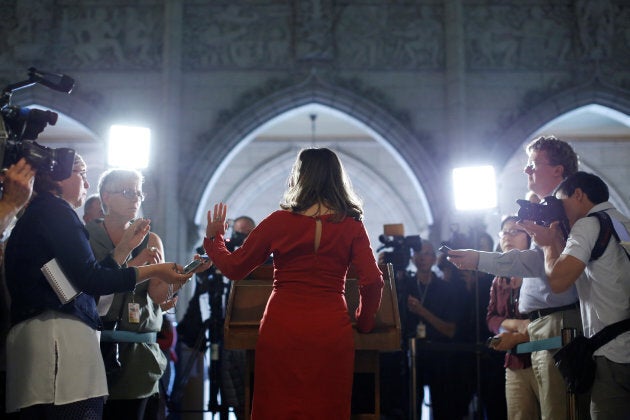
<box><xmin>377</xmin><ymin>223</ymin><xmax>422</xmax><ymax>272</ymax></box>
<box><xmin>516</xmin><ymin>195</ymin><xmax>570</xmax><ymax>239</ymax></box>
<box><xmin>1</xmin><ymin>67</ymin><xmax>76</xmax><ymax>182</ymax></box>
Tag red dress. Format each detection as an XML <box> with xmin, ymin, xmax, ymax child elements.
<box><xmin>205</xmin><ymin>210</ymin><xmax>383</xmax><ymax>420</ymax></box>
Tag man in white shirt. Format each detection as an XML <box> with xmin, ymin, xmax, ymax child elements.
<box><xmin>448</xmin><ymin>136</ymin><xmax>583</xmax><ymax>419</ymax></box>
<box><xmin>519</xmin><ymin>171</ymin><xmax>630</xmax><ymax>420</ymax></box>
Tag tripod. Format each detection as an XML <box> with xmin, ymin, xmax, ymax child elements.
<box><xmin>168</xmin><ymin>266</ymin><xmax>231</xmax><ymax>419</ymax></box>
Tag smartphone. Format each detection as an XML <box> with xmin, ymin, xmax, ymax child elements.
<box><xmin>438</xmin><ymin>245</ymin><xmax>452</xmax><ymax>253</ymax></box>
<box><xmin>183</xmin><ymin>259</ymin><xmax>204</xmax><ymax>274</ymax></box>
<box><xmin>487</xmin><ymin>336</ymin><xmax>502</xmax><ymax>348</ymax></box>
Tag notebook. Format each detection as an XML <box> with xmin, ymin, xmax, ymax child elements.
<box><xmin>41</xmin><ymin>258</ymin><xmax>80</xmax><ymax>304</ymax></box>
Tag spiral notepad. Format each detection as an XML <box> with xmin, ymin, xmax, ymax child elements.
<box><xmin>41</xmin><ymin>258</ymin><xmax>80</xmax><ymax>304</ymax></box>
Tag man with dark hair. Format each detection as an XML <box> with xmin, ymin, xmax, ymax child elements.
<box><xmin>448</xmin><ymin>136</ymin><xmax>583</xmax><ymax>419</ymax></box>
<box><xmin>404</xmin><ymin>242</ymin><xmax>467</xmax><ymax>419</ymax></box>
<box><xmin>520</xmin><ymin>171</ymin><xmax>630</xmax><ymax>418</ymax></box>
<box><xmin>174</xmin><ymin>215</ymin><xmax>258</xmax><ymax>419</ymax></box>
<box><xmin>220</xmin><ymin>215</ymin><xmax>256</xmax><ymax>419</ymax></box>
<box><xmin>227</xmin><ymin>216</ymin><xmax>255</xmax><ymax>251</ymax></box>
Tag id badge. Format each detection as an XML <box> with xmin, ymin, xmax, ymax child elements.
<box><xmin>128</xmin><ymin>302</ymin><xmax>141</xmax><ymax>323</ymax></box>
<box><xmin>416</xmin><ymin>321</ymin><xmax>426</xmax><ymax>339</ymax></box>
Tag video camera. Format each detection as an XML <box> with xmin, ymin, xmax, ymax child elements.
<box><xmin>0</xmin><ymin>67</ymin><xmax>76</xmax><ymax>181</ymax></box>
<box><xmin>516</xmin><ymin>195</ymin><xmax>570</xmax><ymax>239</ymax></box>
<box><xmin>377</xmin><ymin>223</ymin><xmax>422</xmax><ymax>272</ymax></box>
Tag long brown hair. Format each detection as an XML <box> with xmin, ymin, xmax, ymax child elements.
<box><xmin>280</xmin><ymin>148</ymin><xmax>363</xmax><ymax>222</ymax></box>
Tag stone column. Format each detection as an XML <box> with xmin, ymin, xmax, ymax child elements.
<box><xmin>156</xmin><ymin>0</ymin><xmax>185</xmax><ymax>264</ymax></box>
<box><xmin>444</xmin><ymin>0</ymin><xmax>467</xmax><ymax>161</ymax></box>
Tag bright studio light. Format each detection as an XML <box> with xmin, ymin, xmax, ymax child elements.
<box><xmin>452</xmin><ymin>165</ymin><xmax>497</xmax><ymax>211</ymax></box>
<box><xmin>108</xmin><ymin>125</ymin><xmax>151</xmax><ymax>169</ymax></box>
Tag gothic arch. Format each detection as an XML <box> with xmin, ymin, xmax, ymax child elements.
<box><xmin>490</xmin><ymin>82</ymin><xmax>630</xmax><ymax>167</ymax></box>
<box><xmin>491</xmin><ymin>82</ymin><xmax>630</xmax><ymax>223</ymax></box>
<box><xmin>182</xmin><ymin>77</ymin><xmax>442</xmax><ymax>233</ymax></box>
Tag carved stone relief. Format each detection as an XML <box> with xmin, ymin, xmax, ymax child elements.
<box><xmin>465</xmin><ymin>1</ymin><xmax>629</xmax><ymax>72</ymax></box>
<box><xmin>575</xmin><ymin>0</ymin><xmax>615</xmax><ymax>61</ymax></box>
<box><xmin>293</xmin><ymin>0</ymin><xmax>336</xmax><ymax>62</ymax></box>
<box><xmin>618</xmin><ymin>6</ymin><xmax>630</xmax><ymax>68</ymax></box>
<box><xmin>8</xmin><ymin>0</ymin><xmax>55</xmax><ymax>62</ymax></box>
<box><xmin>182</xmin><ymin>1</ymin><xmax>444</xmax><ymax>70</ymax></box>
<box><xmin>336</xmin><ymin>3</ymin><xmax>444</xmax><ymax>69</ymax></box>
<box><xmin>57</xmin><ymin>5</ymin><xmax>163</xmax><ymax>69</ymax></box>
<box><xmin>183</xmin><ymin>3</ymin><xmax>290</xmax><ymax>70</ymax></box>
<box><xmin>465</xmin><ymin>3</ymin><xmax>582</xmax><ymax>70</ymax></box>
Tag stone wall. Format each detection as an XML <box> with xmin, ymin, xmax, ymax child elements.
<box><xmin>1</xmin><ymin>0</ymin><xmax>629</xmax><ymax>260</ymax></box>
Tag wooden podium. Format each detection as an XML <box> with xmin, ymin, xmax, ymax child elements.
<box><xmin>224</xmin><ymin>264</ymin><xmax>400</xmax><ymax>419</ymax></box>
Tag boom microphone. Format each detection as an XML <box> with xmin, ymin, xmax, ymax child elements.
<box><xmin>27</xmin><ymin>67</ymin><xmax>74</xmax><ymax>94</ymax></box>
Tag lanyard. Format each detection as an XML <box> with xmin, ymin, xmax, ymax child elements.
<box><xmin>417</xmin><ymin>276</ymin><xmax>431</xmax><ymax>305</ymax></box>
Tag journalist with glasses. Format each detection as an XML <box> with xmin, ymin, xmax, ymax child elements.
<box><xmin>85</xmin><ymin>168</ymin><xmax>201</xmax><ymax>419</ymax></box>
<box><xmin>487</xmin><ymin>216</ymin><xmax>539</xmax><ymax>419</ymax></box>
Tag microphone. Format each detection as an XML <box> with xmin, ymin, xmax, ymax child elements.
<box><xmin>28</xmin><ymin>67</ymin><xmax>74</xmax><ymax>94</ymax></box>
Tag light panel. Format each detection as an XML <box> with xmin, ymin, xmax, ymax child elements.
<box><xmin>452</xmin><ymin>165</ymin><xmax>497</xmax><ymax>211</ymax></box>
<box><xmin>108</xmin><ymin>125</ymin><xmax>151</xmax><ymax>169</ymax></box>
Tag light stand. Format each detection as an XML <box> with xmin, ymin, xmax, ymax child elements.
<box><xmin>451</xmin><ymin>165</ymin><xmax>497</xmax><ymax>420</ymax></box>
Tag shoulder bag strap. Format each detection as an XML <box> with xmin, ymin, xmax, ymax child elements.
<box><xmin>588</xmin><ymin>211</ymin><xmax>630</xmax><ymax>261</ymax></box>
<box><xmin>589</xmin><ymin>211</ymin><xmax>613</xmax><ymax>262</ymax></box>
<box><xmin>589</xmin><ymin>318</ymin><xmax>630</xmax><ymax>351</ymax></box>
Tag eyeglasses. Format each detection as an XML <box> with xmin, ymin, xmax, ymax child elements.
<box><xmin>499</xmin><ymin>229</ymin><xmax>527</xmax><ymax>238</ymax></box>
<box><xmin>110</xmin><ymin>189</ymin><xmax>145</xmax><ymax>202</ymax></box>
<box><xmin>524</xmin><ymin>161</ymin><xmax>553</xmax><ymax>171</ymax></box>
<box><xmin>73</xmin><ymin>170</ymin><xmax>88</xmax><ymax>181</ymax></box>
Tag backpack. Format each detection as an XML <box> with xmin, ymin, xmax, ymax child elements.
<box><xmin>588</xmin><ymin>211</ymin><xmax>630</xmax><ymax>262</ymax></box>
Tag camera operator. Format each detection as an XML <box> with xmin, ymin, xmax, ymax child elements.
<box><xmin>0</xmin><ymin>158</ymin><xmax>35</xmax><ymax>416</ymax></box>
<box><xmin>519</xmin><ymin>172</ymin><xmax>630</xmax><ymax>418</ymax></box>
<box><xmin>447</xmin><ymin>136</ymin><xmax>584</xmax><ymax>419</ymax></box>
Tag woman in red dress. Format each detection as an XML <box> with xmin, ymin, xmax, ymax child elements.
<box><xmin>204</xmin><ymin>148</ymin><xmax>384</xmax><ymax>419</ymax></box>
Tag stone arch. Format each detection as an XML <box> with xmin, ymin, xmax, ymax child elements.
<box><xmin>182</xmin><ymin>77</ymin><xmax>442</xmax><ymax>239</ymax></box>
<box><xmin>9</xmin><ymin>87</ymin><xmax>107</xmax><ymax>140</ymax></box>
<box><xmin>490</xmin><ymin>82</ymin><xmax>630</xmax><ymax>166</ymax></box>
<box><xmin>491</xmin><ymin>82</ymin><xmax>630</xmax><ymax>225</ymax></box>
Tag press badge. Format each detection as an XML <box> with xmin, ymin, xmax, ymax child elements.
<box><xmin>128</xmin><ymin>302</ymin><xmax>141</xmax><ymax>323</ymax></box>
<box><xmin>416</xmin><ymin>321</ymin><xmax>427</xmax><ymax>339</ymax></box>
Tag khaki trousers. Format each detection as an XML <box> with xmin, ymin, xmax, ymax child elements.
<box><xmin>528</xmin><ymin>309</ymin><xmax>582</xmax><ymax>420</ymax></box>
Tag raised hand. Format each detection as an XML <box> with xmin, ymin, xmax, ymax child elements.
<box><xmin>112</xmin><ymin>218</ymin><xmax>151</xmax><ymax>265</ymax></box>
<box><xmin>120</xmin><ymin>218</ymin><xmax>151</xmax><ymax>251</ymax></box>
<box><xmin>206</xmin><ymin>202</ymin><xmax>228</xmax><ymax>239</ymax></box>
